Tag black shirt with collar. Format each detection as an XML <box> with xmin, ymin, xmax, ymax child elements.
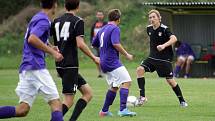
<box><xmin>147</xmin><ymin>23</ymin><xmax>174</xmax><ymax>61</ymax></box>
<box><xmin>51</xmin><ymin>13</ymin><xmax>84</xmax><ymax>68</ymax></box>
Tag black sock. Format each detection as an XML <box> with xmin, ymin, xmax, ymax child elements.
<box><xmin>62</xmin><ymin>104</ymin><xmax>69</xmax><ymax>116</ymax></box>
<box><xmin>137</xmin><ymin>77</ymin><xmax>145</xmax><ymax>97</ymax></box>
<box><xmin>69</xmin><ymin>98</ymin><xmax>87</xmax><ymax>121</ymax></box>
<box><xmin>172</xmin><ymin>84</ymin><xmax>185</xmax><ymax>103</ymax></box>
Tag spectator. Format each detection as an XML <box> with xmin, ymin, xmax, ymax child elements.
<box><xmin>90</xmin><ymin>11</ymin><xmax>107</xmax><ymax>78</ymax></box>
<box><xmin>173</xmin><ymin>41</ymin><xmax>195</xmax><ymax>78</ymax></box>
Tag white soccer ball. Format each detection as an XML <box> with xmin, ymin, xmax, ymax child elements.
<box><xmin>126</xmin><ymin>96</ymin><xmax>138</xmax><ymax>107</ymax></box>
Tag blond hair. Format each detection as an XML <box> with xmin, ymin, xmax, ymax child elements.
<box><xmin>148</xmin><ymin>9</ymin><xmax>161</xmax><ymax>21</ymax></box>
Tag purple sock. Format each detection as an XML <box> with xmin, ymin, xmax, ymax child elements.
<box><xmin>102</xmin><ymin>90</ymin><xmax>116</xmax><ymax>112</ymax></box>
<box><xmin>120</xmin><ymin>88</ymin><xmax>129</xmax><ymax>111</ymax></box>
<box><xmin>0</xmin><ymin>106</ymin><xmax>16</xmax><ymax>119</ymax></box>
<box><xmin>51</xmin><ymin>111</ymin><xmax>63</xmax><ymax>121</ymax></box>
<box><xmin>174</xmin><ymin>66</ymin><xmax>181</xmax><ymax>75</ymax></box>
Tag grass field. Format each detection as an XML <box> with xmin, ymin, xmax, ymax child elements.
<box><xmin>0</xmin><ymin>68</ymin><xmax>215</xmax><ymax>121</ymax></box>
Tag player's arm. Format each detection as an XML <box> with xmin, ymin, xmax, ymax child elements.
<box><xmin>47</xmin><ymin>41</ymin><xmax>60</xmax><ymax>52</ymax></box>
<box><xmin>113</xmin><ymin>44</ymin><xmax>133</xmax><ymax>61</ymax></box>
<box><xmin>163</xmin><ymin>35</ymin><xmax>177</xmax><ymax>47</ymax></box>
<box><xmin>76</xmin><ymin>36</ymin><xmax>100</xmax><ymax>64</ymax></box>
<box><xmin>157</xmin><ymin>27</ymin><xmax>177</xmax><ymax>51</ymax></box>
<box><xmin>28</xmin><ymin>34</ymin><xmax>63</xmax><ymax>62</ymax></box>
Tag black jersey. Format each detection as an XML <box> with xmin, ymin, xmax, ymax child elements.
<box><xmin>147</xmin><ymin>24</ymin><xmax>174</xmax><ymax>61</ymax></box>
<box><xmin>51</xmin><ymin>13</ymin><xmax>84</xmax><ymax>68</ymax></box>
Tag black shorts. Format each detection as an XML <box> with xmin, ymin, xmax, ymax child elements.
<box><xmin>140</xmin><ymin>57</ymin><xmax>173</xmax><ymax>79</ymax></box>
<box><xmin>57</xmin><ymin>68</ymin><xmax>87</xmax><ymax>94</ymax></box>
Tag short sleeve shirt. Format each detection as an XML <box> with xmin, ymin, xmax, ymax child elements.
<box><xmin>147</xmin><ymin>24</ymin><xmax>174</xmax><ymax>61</ymax></box>
<box><xmin>19</xmin><ymin>12</ymin><xmax>50</xmax><ymax>73</ymax></box>
<box><xmin>92</xmin><ymin>23</ymin><xmax>122</xmax><ymax>72</ymax></box>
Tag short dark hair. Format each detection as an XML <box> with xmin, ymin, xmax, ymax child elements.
<box><xmin>108</xmin><ymin>9</ymin><xmax>121</xmax><ymax>21</ymax></box>
<box><xmin>40</xmin><ymin>0</ymin><xmax>57</xmax><ymax>9</ymax></box>
<box><xmin>65</xmin><ymin>0</ymin><xmax>80</xmax><ymax>11</ymax></box>
<box><xmin>175</xmin><ymin>41</ymin><xmax>182</xmax><ymax>48</ymax></box>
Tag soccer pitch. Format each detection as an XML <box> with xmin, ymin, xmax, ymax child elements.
<box><xmin>0</xmin><ymin>68</ymin><xmax>214</xmax><ymax>121</ymax></box>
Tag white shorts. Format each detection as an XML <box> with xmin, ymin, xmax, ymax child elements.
<box><xmin>178</xmin><ymin>55</ymin><xmax>194</xmax><ymax>62</ymax></box>
<box><xmin>15</xmin><ymin>69</ymin><xmax>60</xmax><ymax>107</ymax></box>
<box><xmin>105</xmin><ymin>66</ymin><xmax>132</xmax><ymax>88</ymax></box>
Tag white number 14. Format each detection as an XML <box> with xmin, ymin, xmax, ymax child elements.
<box><xmin>55</xmin><ymin>22</ymin><xmax>71</xmax><ymax>41</ymax></box>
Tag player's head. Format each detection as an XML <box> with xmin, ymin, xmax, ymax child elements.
<box><xmin>148</xmin><ymin>9</ymin><xmax>161</xmax><ymax>26</ymax></box>
<box><xmin>40</xmin><ymin>0</ymin><xmax>58</xmax><ymax>9</ymax></box>
<box><xmin>40</xmin><ymin>0</ymin><xmax>58</xmax><ymax>16</ymax></box>
<box><xmin>96</xmin><ymin>11</ymin><xmax>105</xmax><ymax>21</ymax></box>
<box><xmin>65</xmin><ymin>0</ymin><xmax>80</xmax><ymax>11</ymax></box>
<box><xmin>174</xmin><ymin>40</ymin><xmax>182</xmax><ymax>48</ymax></box>
<box><xmin>108</xmin><ymin>9</ymin><xmax>121</xmax><ymax>24</ymax></box>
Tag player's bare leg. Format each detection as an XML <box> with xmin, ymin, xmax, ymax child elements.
<box><xmin>174</xmin><ymin>58</ymin><xmax>185</xmax><ymax>78</ymax></box>
<box><xmin>15</xmin><ymin>103</ymin><xmax>30</xmax><ymax>117</ymax></box>
<box><xmin>68</xmin><ymin>84</ymin><xmax>92</xmax><ymax>121</ymax></box>
<box><xmin>166</xmin><ymin>78</ymin><xmax>188</xmax><ymax>107</ymax></box>
<box><xmin>184</xmin><ymin>58</ymin><xmax>193</xmax><ymax>78</ymax></box>
<box><xmin>48</xmin><ymin>99</ymin><xmax>63</xmax><ymax>121</ymax></box>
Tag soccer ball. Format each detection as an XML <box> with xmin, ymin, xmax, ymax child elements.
<box><xmin>126</xmin><ymin>96</ymin><xmax>138</xmax><ymax>107</ymax></box>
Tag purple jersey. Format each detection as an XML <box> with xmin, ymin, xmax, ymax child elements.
<box><xmin>92</xmin><ymin>23</ymin><xmax>122</xmax><ymax>73</ymax></box>
<box><xmin>19</xmin><ymin>12</ymin><xmax>50</xmax><ymax>73</ymax></box>
<box><xmin>176</xmin><ymin>42</ymin><xmax>195</xmax><ymax>58</ymax></box>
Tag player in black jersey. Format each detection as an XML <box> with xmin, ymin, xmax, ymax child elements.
<box><xmin>51</xmin><ymin>0</ymin><xmax>100</xmax><ymax>121</ymax></box>
<box><xmin>136</xmin><ymin>9</ymin><xmax>188</xmax><ymax>107</ymax></box>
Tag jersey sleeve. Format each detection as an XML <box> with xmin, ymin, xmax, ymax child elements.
<box><xmin>165</xmin><ymin>27</ymin><xmax>173</xmax><ymax>38</ymax></box>
<box><xmin>111</xmin><ymin>27</ymin><xmax>120</xmax><ymax>45</ymax></box>
<box><xmin>74</xmin><ymin>19</ymin><xmax>84</xmax><ymax>37</ymax></box>
<box><xmin>30</xmin><ymin>19</ymin><xmax>50</xmax><ymax>38</ymax></box>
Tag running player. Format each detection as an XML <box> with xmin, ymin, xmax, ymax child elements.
<box><xmin>51</xmin><ymin>0</ymin><xmax>99</xmax><ymax>121</ymax></box>
<box><xmin>136</xmin><ymin>9</ymin><xmax>188</xmax><ymax>107</ymax></box>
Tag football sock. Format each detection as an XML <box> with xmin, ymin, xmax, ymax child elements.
<box><xmin>69</xmin><ymin>98</ymin><xmax>87</xmax><ymax>121</ymax></box>
<box><xmin>137</xmin><ymin>77</ymin><xmax>145</xmax><ymax>97</ymax></box>
<box><xmin>0</xmin><ymin>106</ymin><xmax>16</xmax><ymax>119</ymax></box>
<box><xmin>62</xmin><ymin>104</ymin><xmax>69</xmax><ymax>116</ymax></box>
<box><xmin>172</xmin><ymin>84</ymin><xmax>185</xmax><ymax>103</ymax></box>
<box><xmin>120</xmin><ymin>88</ymin><xmax>129</xmax><ymax>111</ymax></box>
<box><xmin>102</xmin><ymin>90</ymin><xmax>116</xmax><ymax>112</ymax></box>
<box><xmin>174</xmin><ymin>66</ymin><xmax>181</xmax><ymax>76</ymax></box>
<box><xmin>51</xmin><ymin>111</ymin><xmax>63</xmax><ymax>121</ymax></box>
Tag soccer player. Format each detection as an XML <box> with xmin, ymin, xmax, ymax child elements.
<box><xmin>90</xmin><ymin>11</ymin><xmax>107</xmax><ymax>78</ymax></box>
<box><xmin>173</xmin><ymin>41</ymin><xmax>195</xmax><ymax>78</ymax></box>
<box><xmin>92</xmin><ymin>9</ymin><xmax>136</xmax><ymax>117</ymax></box>
<box><xmin>51</xmin><ymin>0</ymin><xmax>100</xmax><ymax>121</ymax></box>
<box><xmin>0</xmin><ymin>0</ymin><xmax>64</xmax><ymax>121</ymax></box>
<box><xmin>136</xmin><ymin>9</ymin><xmax>188</xmax><ymax>107</ymax></box>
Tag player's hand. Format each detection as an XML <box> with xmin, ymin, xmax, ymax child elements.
<box><xmin>126</xmin><ymin>53</ymin><xmax>133</xmax><ymax>61</ymax></box>
<box><xmin>53</xmin><ymin>51</ymin><xmax>64</xmax><ymax>62</ymax></box>
<box><xmin>157</xmin><ymin>44</ymin><xmax>165</xmax><ymax>51</ymax></box>
<box><xmin>52</xmin><ymin>46</ymin><xmax>60</xmax><ymax>52</ymax></box>
<box><xmin>93</xmin><ymin>56</ymin><xmax>100</xmax><ymax>65</ymax></box>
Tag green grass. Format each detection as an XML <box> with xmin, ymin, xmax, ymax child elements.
<box><xmin>0</xmin><ymin>68</ymin><xmax>215</xmax><ymax>121</ymax></box>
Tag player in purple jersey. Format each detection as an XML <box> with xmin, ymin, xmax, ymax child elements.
<box><xmin>92</xmin><ymin>9</ymin><xmax>136</xmax><ymax>117</ymax></box>
<box><xmin>136</xmin><ymin>10</ymin><xmax>188</xmax><ymax>107</ymax></box>
<box><xmin>0</xmin><ymin>0</ymin><xmax>64</xmax><ymax>121</ymax></box>
<box><xmin>173</xmin><ymin>41</ymin><xmax>195</xmax><ymax>78</ymax></box>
